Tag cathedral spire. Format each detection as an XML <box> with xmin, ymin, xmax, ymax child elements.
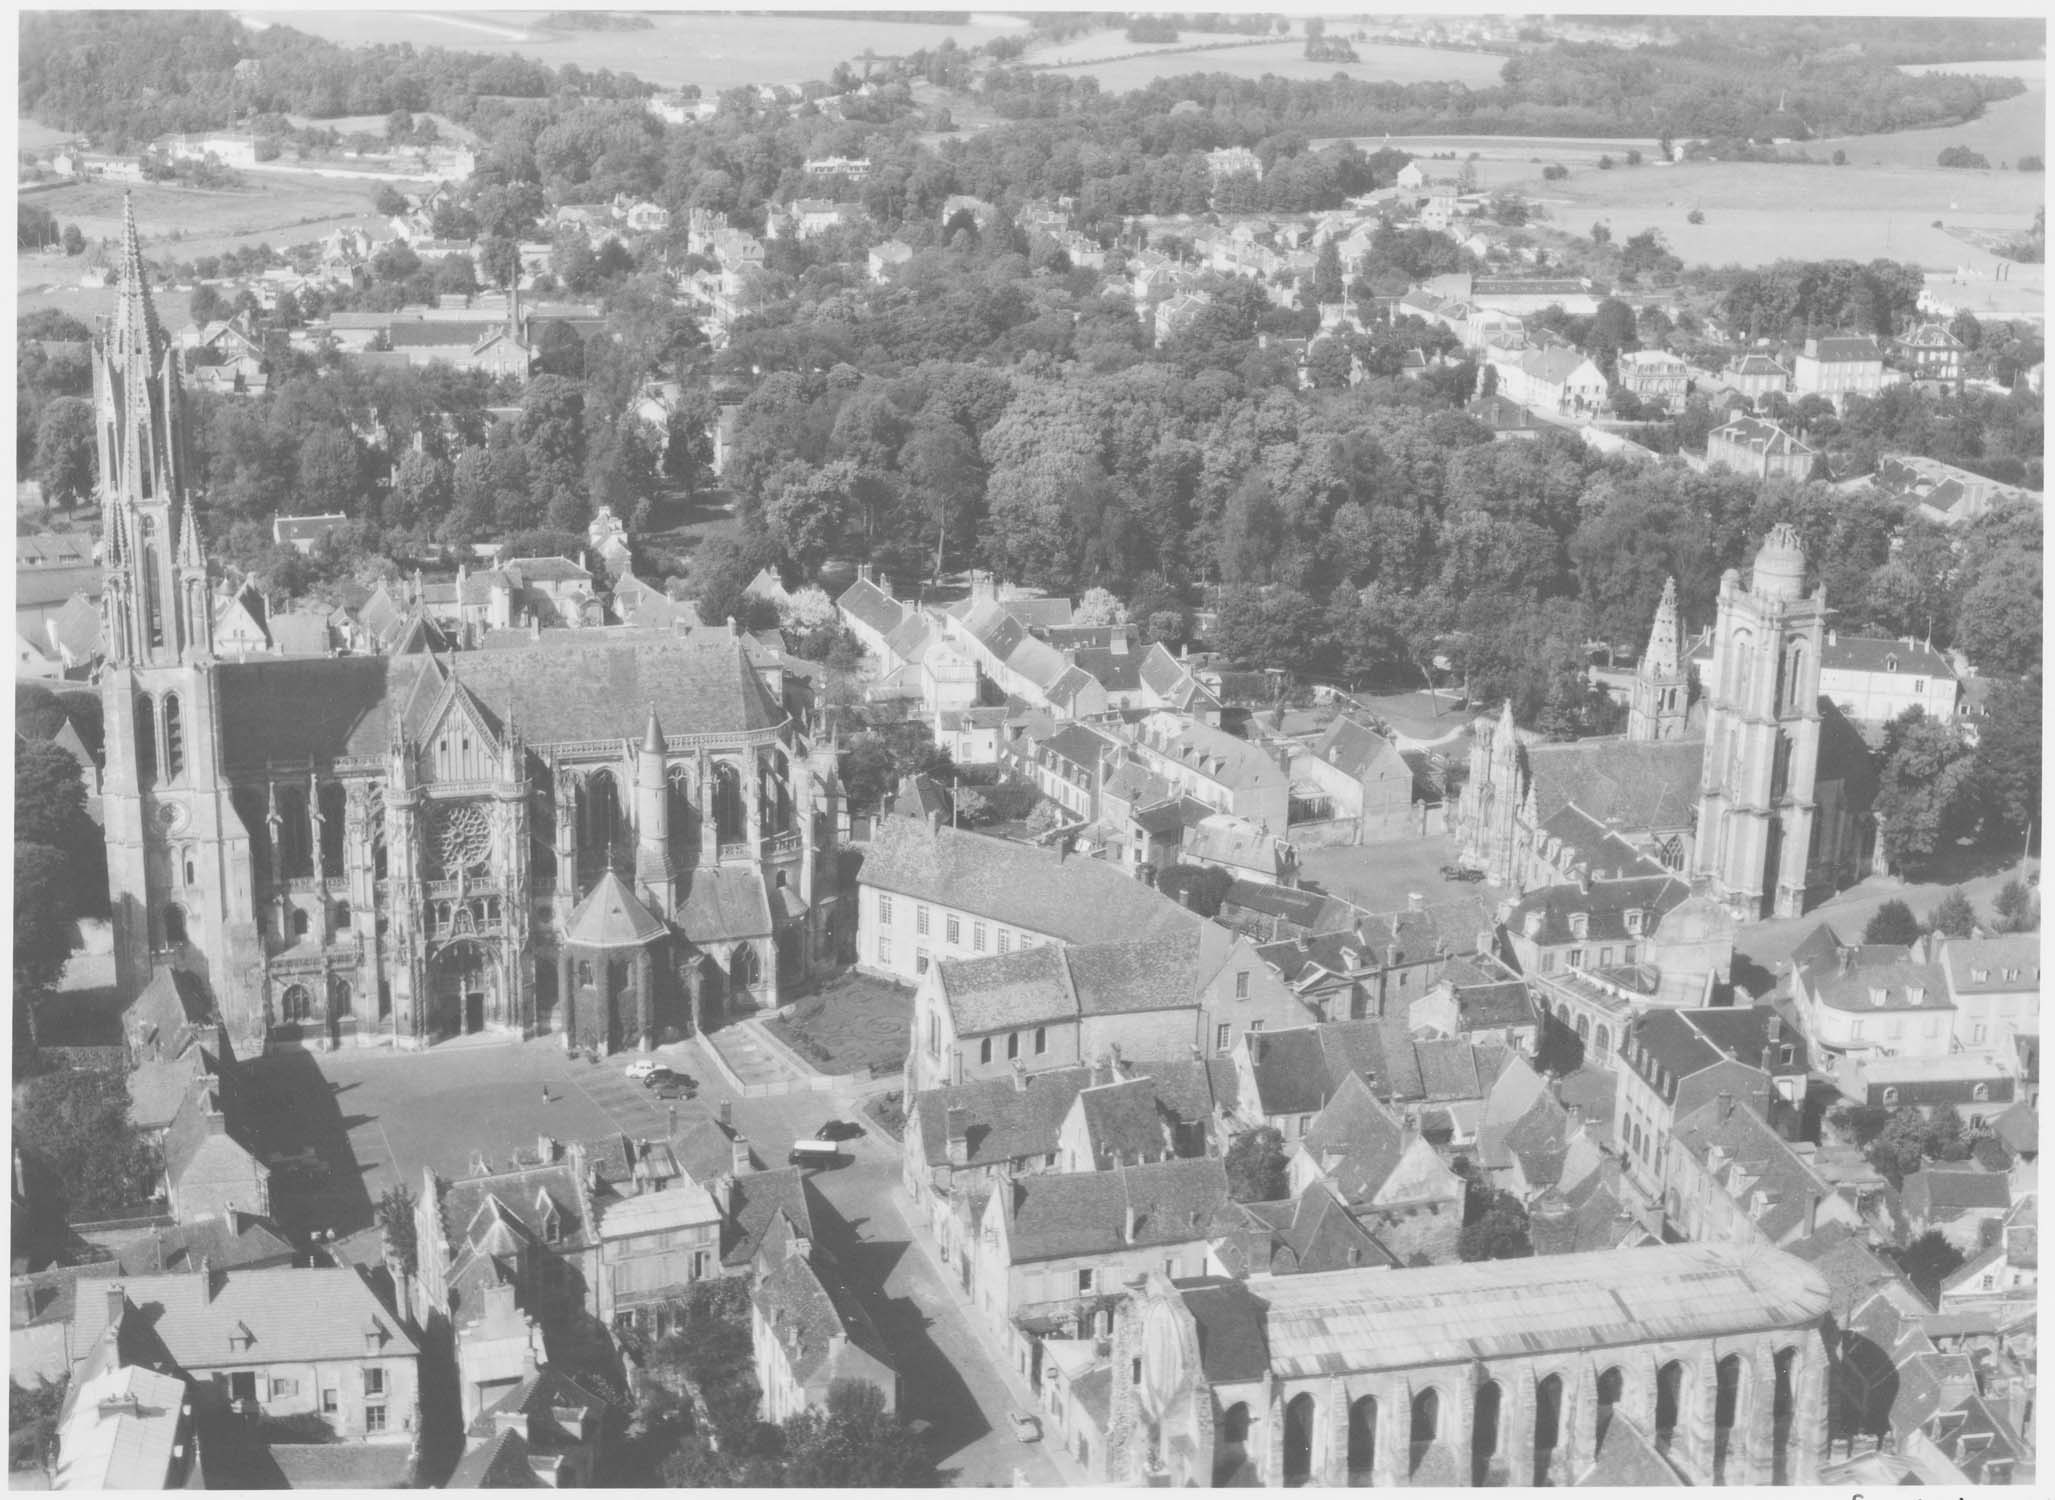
<box><xmin>111</xmin><ymin>193</ymin><xmax>167</xmax><ymax>380</ymax></box>
<box><xmin>1628</xmin><ymin>577</ymin><xmax>1689</xmax><ymax>743</ymax></box>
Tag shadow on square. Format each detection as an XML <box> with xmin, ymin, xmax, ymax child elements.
<box><xmin>242</xmin><ymin>1050</ymin><xmax>378</xmax><ymax>1241</ymax></box>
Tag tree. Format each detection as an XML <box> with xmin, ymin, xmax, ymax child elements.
<box><xmin>1158</xmin><ymin>863</ymin><xmax>1233</xmax><ymax>918</ymax></box>
<box><xmin>9</xmin><ymin>1377</ymin><xmax>65</xmax><ymax>1475</ymax></box>
<box><xmin>763</xmin><ymin>460</ymin><xmax>858</xmax><ymax>574</ymax></box>
<box><xmin>1929</xmin><ymin>888</ymin><xmax>1978</xmax><ymax>938</ymax></box>
<box><xmin>376</xmin><ymin>1184</ymin><xmax>418</xmax><ymax>1277</ymax></box>
<box><xmin>1990</xmin><ymin>877</ymin><xmax>2039</xmax><ymax>934</ymax></box>
<box><xmin>11</xmin><ymin>1069</ymin><xmax>159</xmax><ymax>1220</ymax></box>
<box><xmin>60</xmin><ymin>223</ymin><xmax>84</xmax><ymax>256</ymax></box>
<box><xmin>1863</xmin><ymin>899</ymin><xmax>1923</xmax><ymax>946</ymax></box>
<box><xmin>1459</xmin><ymin>1190</ymin><xmax>1533</xmax><ymax>1261</ymax></box>
<box><xmin>780</xmin><ymin>1380</ymin><xmax>941</xmax><ymax>1488</ymax></box>
<box><xmin>1891</xmin><ymin>1230</ymin><xmax>1966</xmax><ymax>1307</ymax></box>
<box><xmin>374</xmin><ymin>184</ymin><xmax>408</xmax><ymax>217</ymax></box>
<box><xmin>1072</xmin><ymin>587</ymin><xmax>1128</xmax><ymax>627</ymax></box>
<box><xmin>1311</xmin><ymin>239</ymin><xmax>1344</xmax><ymax>304</ymax></box>
<box><xmin>1922</xmin><ymin>1103</ymin><xmax>1969</xmax><ymax>1161</ymax></box>
<box><xmin>1224</xmin><ymin>1127</ymin><xmax>1289</xmax><ymax>1203</ymax></box>
<box><xmin>1872</xmin><ymin>709</ymin><xmax>1977</xmax><ymax>875</ymax></box>
<box><xmin>33</xmin><ymin>398</ymin><xmax>95</xmax><ymax>507</ymax></box>
<box><xmin>1866</xmin><ymin>1105</ymin><xmax>1932</xmax><ymax>1183</ymax></box>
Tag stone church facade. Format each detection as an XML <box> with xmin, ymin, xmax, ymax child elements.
<box><xmin>96</xmin><ymin>200</ymin><xmax>840</xmax><ymax>1055</ymax></box>
<box><xmin>1452</xmin><ymin>532</ymin><xmax>1877</xmax><ymax>921</ymax></box>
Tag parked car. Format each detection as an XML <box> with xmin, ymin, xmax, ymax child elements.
<box><xmin>1440</xmin><ymin>864</ymin><xmax>1485</xmax><ymax>883</ymax></box>
<box><xmin>1008</xmin><ymin>1411</ymin><xmax>1042</xmax><ymax>1443</ymax></box>
<box><xmin>813</xmin><ymin>1118</ymin><xmax>861</xmax><ymax>1141</ymax></box>
<box><xmin>651</xmin><ymin>1076</ymin><xmax>692</xmax><ymax>1100</ymax></box>
<box><xmin>623</xmin><ymin>1058</ymin><xmax>661</xmax><ymax>1081</ymax></box>
<box><xmin>640</xmin><ymin>1066</ymin><xmax>683</xmax><ymax>1089</ymax></box>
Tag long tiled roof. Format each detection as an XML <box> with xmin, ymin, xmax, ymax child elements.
<box><xmin>1505</xmin><ymin>873</ymin><xmax>1688</xmax><ymax>947</ymax></box>
<box><xmin>1936</xmin><ymin>933</ymin><xmax>2041</xmax><ymax>992</ymax></box>
<box><xmin>1672</xmin><ymin>1097</ymin><xmax>1841</xmax><ymax>1242</ymax></box>
<box><xmin>1076</xmin><ymin>1078</ymin><xmax>1169</xmax><ymax>1163</ymax></box>
<box><xmin>1312</xmin><ymin>715</ymin><xmax>1408</xmax><ymax>784</ymax></box>
<box><xmin>753</xmin><ymin>1246</ymin><xmax>894</xmax><ymax>1387</ymax></box>
<box><xmin>836</xmin><ymin>578</ymin><xmax>905</xmax><ymax>637</ymax></box>
<box><xmin>1799</xmin><ymin>948</ymin><xmax>1951</xmax><ymax>1013</ymax></box>
<box><xmin>71</xmin><ymin>1267</ymin><xmax>415</xmax><ymax>1370</ymax></box>
<box><xmin>1805</xmin><ymin>335</ymin><xmax>1883</xmax><ymax>362</ymax></box>
<box><xmin>861</xmin><ymin>816</ymin><xmax>1200</xmax><ymax>946</ymax></box>
<box><xmin>1002</xmin><ymin>1157</ymin><xmax>1233</xmax><ymax>1261</ymax></box>
<box><xmin>1252</xmin><ymin>1243</ymin><xmax>1828</xmax><ymax>1374</ymax></box>
<box><xmin>1520</xmin><ymin>736</ymin><xmax>1701</xmax><ymax>833</ymax></box>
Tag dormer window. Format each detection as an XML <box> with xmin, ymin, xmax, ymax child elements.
<box><xmin>1569</xmin><ymin>913</ymin><xmax>1589</xmax><ymax>940</ymax></box>
<box><xmin>1885</xmin><ymin>654</ymin><xmax>1898</xmax><ymax>672</ymax></box>
<box><xmin>1882</xmin><ymin>1087</ymin><xmax>1898</xmax><ymax>1105</ymax></box>
<box><xmin>1625</xmin><ymin>909</ymin><xmax>1643</xmax><ymax>936</ymax></box>
<box><xmin>1973</xmin><ymin>1083</ymin><xmax>1990</xmax><ymax>1102</ymax></box>
<box><xmin>1869</xmin><ymin>987</ymin><xmax>1889</xmax><ymax>1008</ymax></box>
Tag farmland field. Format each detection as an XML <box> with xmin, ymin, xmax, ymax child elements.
<box><xmin>1517</xmin><ymin>157</ymin><xmax>2044</xmax><ymax>274</ymax></box>
<box><xmin>1804</xmin><ymin>84</ymin><xmax>2047</xmax><ymax>172</ymax></box>
<box><xmin>252</xmin><ymin>10</ymin><xmax>1027</xmax><ymax>91</ymax></box>
<box><xmin>1042</xmin><ymin>39</ymin><xmax>1509</xmax><ymax>92</ymax></box>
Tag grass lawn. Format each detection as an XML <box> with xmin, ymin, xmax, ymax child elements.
<box><xmin>1043</xmin><ymin>38</ymin><xmax>1508</xmax><ymax>91</ymax></box>
<box><xmin>1297</xmin><ymin>832</ymin><xmax>1471</xmax><ymax>914</ymax></box>
<box><xmin>765</xmin><ymin>973</ymin><xmax>912</xmax><ymax>1078</ymax></box>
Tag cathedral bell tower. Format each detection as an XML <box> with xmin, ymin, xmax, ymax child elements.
<box><xmin>97</xmin><ymin>194</ymin><xmax>260</xmax><ymax>1020</ymax></box>
<box><xmin>1690</xmin><ymin>526</ymin><xmax>1827</xmax><ymax>920</ymax></box>
<box><xmin>1627</xmin><ymin>576</ymin><xmax>1690</xmax><ymax>742</ymax></box>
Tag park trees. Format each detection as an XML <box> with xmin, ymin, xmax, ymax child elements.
<box><xmin>11</xmin><ymin>1069</ymin><xmax>159</xmax><ymax>1219</ymax></box>
<box><xmin>32</xmin><ymin>397</ymin><xmax>95</xmax><ymax>507</ymax></box>
<box><xmin>1863</xmin><ymin>899</ymin><xmax>1924</xmax><ymax>947</ymax></box>
<box><xmin>1872</xmin><ymin>709</ymin><xmax>1977</xmax><ymax>876</ymax></box>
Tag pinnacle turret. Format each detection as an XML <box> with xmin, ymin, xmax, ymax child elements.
<box><xmin>1643</xmin><ymin>576</ymin><xmax>1681</xmax><ymax>677</ymax></box>
<box><xmin>110</xmin><ymin>193</ymin><xmax>167</xmax><ymax>378</ymax></box>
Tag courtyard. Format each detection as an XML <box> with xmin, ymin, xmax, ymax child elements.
<box><xmin>1297</xmin><ymin>831</ymin><xmax>1476</xmax><ymax>915</ymax></box>
<box><xmin>763</xmin><ymin>972</ymin><xmax>912</xmax><ymax>1078</ymax></box>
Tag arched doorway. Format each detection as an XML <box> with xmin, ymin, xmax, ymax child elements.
<box><xmin>1533</xmin><ymin>1372</ymin><xmax>1563</xmax><ymax>1485</ymax></box>
<box><xmin>1471</xmin><ymin>1381</ymin><xmax>1502</xmax><ymax>1486</ymax></box>
<box><xmin>1409</xmin><ymin>1388</ymin><xmax>1439</xmax><ymax>1477</ymax></box>
<box><xmin>1214</xmin><ymin>1402</ymin><xmax>1252</xmax><ymax>1486</ymax></box>
<box><xmin>1347</xmin><ymin>1396</ymin><xmax>1376</xmax><ymax>1486</ymax></box>
<box><xmin>1283</xmin><ymin>1393</ymin><xmax>1316</xmax><ymax>1487</ymax></box>
<box><xmin>697</xmin><ymin>954</ymin><xmax>727</xmax><ymax>1030</ymax></box>
<box><xmin>328</xmin><ymin>976</ymin><xmax>352</xmax><ymax>1016</ymax></box>
<box><xmin>163</xmin><ymin>904</ymin><xmax>188</xmax><ymax>948</ymax></box>
<box><xmin>281</xmin><ymin>983</ymin><xmax>313</xmax><ymax>1025</ymax></box>
<box><xmin>1713</xmin><ymin>1353</ymin><xmax>1743</xmax><ymax>1482</ymax></box>
<box><xmin>431</xmin><ymin>942</ymin><xmax>496</xmax><ymax>1038</ymax></box>
<box><xmin>1654</xmin><ymin>1361</ymin><xmax>1685</xmax><ymax>1457</ymax></box>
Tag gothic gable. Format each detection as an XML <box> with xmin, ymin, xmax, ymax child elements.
<box><xmin>418</xmin><ymin>679</ymin><xmax>505</xmax><ymax>787</ymax></box>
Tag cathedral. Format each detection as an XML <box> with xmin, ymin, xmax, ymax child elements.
<box><xmin>96</xmin><ymin>200</ymin><xmax>842</xmax><ymax>1054</ymax></box>
<box><xmin>1452</xmin><ymin>532</ymin><xmax>1879</xmax><ymax>921</ymax></box>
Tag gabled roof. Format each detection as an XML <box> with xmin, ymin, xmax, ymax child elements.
<box><xmin>1519</xmin><ymin>736</ymin><xmax>1702</xmax><ymax>834</ymax></box>
<box><xmin>70</xmin><ymin>1267</ymin><xmax>416</xmax><ymax>1371</ymax></box>
<box><xmin>447</xmin><ymin>1426</ymin><xmax>544</xmax><ymax>1488</ymax></box>
<box><xmin>723</xmin><ymin>1167</ymin><xmax>817</xmax><ymax>1268</ymax></box>
<box><xmin>860</xmin><ymin>816</ymin><xmax>1200</xmax><ymax>947</ymax></box>
<box><xmin>1000</xmin><ymin>1157</ymin><xmax>1234</xmax><ymax>1262</ymax></box>
<box><xmin>1312</xmin><ymin>715</ymin><xmax>1408</xmax><ymax>784</ymax></box>
<box><xmin>835</xmin><ymin>577</ymin><xmax>905</xmax><ymax>637</ymax></box>
<box><xmin>1075</xmin><ymin>1077</ymin><xmax>1170</xmax><ymax>1163</ymax></box>
<box><xmin>753</xmin><ymin>1245</ymin><xmax>895</xmax><ymax>1388</ymax></box>
<box><xmin>1504</xmin><ymin>873</ymin><xmax>1689</xmax><ymax>948</ymax></box>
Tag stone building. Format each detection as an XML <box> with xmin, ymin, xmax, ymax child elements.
<box><xmin>92</xmin><ymin>198</ymin><xmax>840</xmax><ymax>1052</ymax></box>
<box><xmin>1453</xmin><ymin>531</ymin><xmax>1877</xmax><ymax>922</ymax></box>
<box><xmin>1102</xmin><ymin>1243</ymin><xmax>1831</xmax><ymax>1487</ymax></box>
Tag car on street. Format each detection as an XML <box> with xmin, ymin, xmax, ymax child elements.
<box><xmin>813</xmin><ymin>1118</ymin><xmax>862</xmax><ymax>1141</ymax></box>
<box><xmin>640</xmin><ymin>1066</ymin><xmax>685</xmax><ymax>1088</ymax></box>
<box><xmin>1440</xmin><ymin>864</ymin><xmax>1485</xmax><ymax>882</ymax></box>
<box><xmin>650</xmin><ymin>1076</ymin><xmax>692</xmax><ymax>1100</ymax></box>
<box><xmin>1008</xmin><ymin>1411</ymin><xmax>1042</xmax><ymax>1443</ymax></box>
<box><xmin>623</xmin><ymin>1059</ymin><xmax>661</xmax><ymax>1081</ymax></box>
<box><xmin>789</xmin><ymin>1139</ymin><xmax>848</xmax><ymax>1170</ymax></box>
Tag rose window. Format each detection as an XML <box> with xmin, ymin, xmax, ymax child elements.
<box><xmin>432</xmin><ymin>801</ymin><xmax>493</xmax><ymax>879</ymax></box>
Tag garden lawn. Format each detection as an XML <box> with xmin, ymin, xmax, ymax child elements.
<box><xmin>765</xmin><ymin>973</ymin><xmax>912</xmax><ymax>1078</ymax></box>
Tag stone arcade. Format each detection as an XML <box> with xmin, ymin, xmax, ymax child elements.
<box><xmin>1104</xmin><ymin>1242</ymin><xmax>1832</xmax><ymax>1487</ymax></box>
<box><xmin>95</xmin><ymin>198</ymin><xmax>841</xmax><ymax>1052</ymax></box>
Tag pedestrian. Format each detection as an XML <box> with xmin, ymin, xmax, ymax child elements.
<box><xmin>541</xmin><ymin>1083</ymin><xmax>551</xmax><ymax>1104</ymax></box>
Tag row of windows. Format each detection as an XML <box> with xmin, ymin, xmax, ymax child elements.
<box><xmin>135</xmin><ymin>692</ymin><xmax>185</xmax><ymax>783</ymax></box>
<box><xmin>1539</xmin><ymin>942</ymin><xmax>1636</xmax><ymax>974</ymax></box>
<box><xmin>1843</xmin><ymin>1013</ymin><xmax>1944</xmax><ymax>1041</ymax></box>
<box><xmin>977</xmin><ymin>1029</ymin><xmax>1048</xmax><ymax>1064</ymax></box>
<box><xmin>877</xmin><ymin>894</ymin><xmax>1019</xmax><ymax>958</ymax></box>
<box><xmin>1880</xmin><ymin>1084</ymin><xmax>1990</xmax><ymax>1105</ymax></box>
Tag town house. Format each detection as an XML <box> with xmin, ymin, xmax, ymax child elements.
<box><xmin>1791</xmin><ymin>334</ymin><xmax>1886</xmax><ymax>409</ymax></box>
<box><xmin>1661</xmin><ymin>1092</ymin><xmax>1861</xmax><ymax>1247</ymax></box>
<box><xmin>1124</xmin><ymin>711</ymin><xmax>1291</xmax><ymax>830</ymax></box>
<box><xmin>1705</xmin><ymin>415</ymin><xmax>1816</xmax><ymax>483</ymax></box>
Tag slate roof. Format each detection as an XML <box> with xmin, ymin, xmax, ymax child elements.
<box><xmin>1069</xmin><ymin>645</ymin><xmax>1144</xmax><ymax>693</ymax></box>
<box><xmin>1671</xmin><ymin>1097</ymin><xmax>1842</xmax><ymax>1241</ymax></box>
<box><xmin>1786</xmin><ymin>1222</ymin><xmax>1918</xmax><ymax>1323</ymax></box>
<box><xmin>69</xmin><ymin>1267</ymin><xmax>415</xmax><ymax>1371</ymax></box>
<box><xmin>1311</xmin><ymin>715</ymin><xmax>1408</xmax><ymax>784</ymax></box>
<box><xmin>562</xmin><ymin>871</ymin><xmax>666</xmax><ymax>949</ymax></box>
<box><xmin>1002</xmin><ymin>1158</ymin><xmax>1233</xmax><ymax>1262</ymax></box>
<box><xmin>677</xmin><ymin>868</ymin><xmax>774</xmax><ymax>942</ymax></box>
<box><xmin>1235</xmin><ymin>1183</ymin><xmax>1398</xmax><ymax>1274</ymax></box>
<box><xmin>753</xmin><ymin>1246</ymin><xmax>894</xmax><ymax>1387</ymax></box>
<box><xmin>1902</xmin><ymin>1170</ymin><xmax>2012</xmax><ymax>1222</ymax></box>
<box><xmin>860</xmin><ymin>816</ymin><xmax>1200</xmax><ymax>946</ymax></box>
<box><xmin>98</xmin><ymin>1211</ymin><xmax>295</xmax><ymax>1276</ymax></box>
<box><xmin>1076</xmin><ymin>1078</ymin><xmax>1171</xmax><ymax>1163</ymax></box>
<box><xmin>47</xmin><ymin>591</ymin><xmax>103</xmax><ymax>660</ymax></box>
<box><xmin>1300</xmin><ymin>1074</ymin><xmax>1408</xmax><ymax>1202</ymax></box>
<box><xmin>446</xmin><ymin>1426</ymin><xmax>542</xmax><ymax>1488</ymax></box>
<box><xmin>1938</xmin><ymin>933</ymin><xmax>2042</xmax><ymax>993</ymax></box>
<box><xmin>1805</xmin><ymin>335</ymin><xmax>1883</xmax><ymax>362</ymax></box>
<box><xmin>210</xmin><ymin>631</ymin><xmax>781</xmax><ymax>770</ymax></box>
<box><xmin>1536</xmin><ymin>803</ymin><xmax>1670</xmax><ymax>879</ymax></box>
<box><xmin>1505</xmin><ymin>873</ymin><xmax>1689</xmax><ymax>947</ymax></box>
<box><xmin>1221</xmin><ymin>880</ymin><xmax>1355</xmax><ymax>934</ymax></box>
<box><xmin>915</xmin><ymin>1060</ymin><xmax>1235</xmax><ymax>1170</ymax></box>
<box><xmin>1519</xmin><ymin>736</ymin><xmax>1702</xmax><ymax>833</ymax></box>
<box><xmin>54</xmin><ymin>1361</ymin><xmax>188</xmax><ymax>1491</ymax></box>
<box><xmin>1176</xmin><ymin>1277</ymin><xmax>1271</xmax><ymax>1382</ymax></box>
<box><xmin>1711</xmin><ymin>415</ymin><xmax>1813</xmax><ymax>461</ymax></box>
<box><xmin>723</xmin><ymin>1167</ymin><xmax>816</xmax><ymax>1268</ymax></box>
<box><xmin>835</xmin><ymin>577</ymin><xmax>905</xmax><ymax>637</ymax></box>
<box><xmin>1798</xmin><ymin>947</ymin><xmax>1951</xmax><ymax>1014</ymax></box>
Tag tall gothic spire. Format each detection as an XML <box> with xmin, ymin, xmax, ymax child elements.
<box><xmin>110</xmin><ymin>193</ymin><xmax>167</xmax><ymax>379</ymax></box>
<box><xmin>1643</xmin><ymin>576</ymin><xmax>1681</xmax><ymax>677</ymax></box>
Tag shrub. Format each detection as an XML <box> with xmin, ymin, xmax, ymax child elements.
<box><xmin>2020</xmin><ymin>155</ymin><xmax>2045</xmax><ymax>172</ymax></box>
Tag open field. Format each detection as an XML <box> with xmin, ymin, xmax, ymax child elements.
<box><xmin>281</xmin><ymin>110</ymin><xmax>480</xmax><ymax>144</ymax></box>
<box><xmin>1807</xmin><ymin>84</ymin><xmax>2047</xmax><ymax>171</ymax></box>
<box><xmin>18</xmin><ymin>117</ymin><xmax>79</xmax><ymax>152</ymax></box>
<box><xmin>1044</xmin><ymin>38</ymin><xmax>1509</xmax><ymax>92</ymax></box>
<box><xmin>256</xmin><ymin>10</ymin><xmax>1026</xmax><ymax>91</ymax></box>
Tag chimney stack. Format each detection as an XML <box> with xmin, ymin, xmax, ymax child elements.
<box><xmin>1717</xmin><ymin>1090</ymin><xmax>1735</xmax><ymax>1121</ymax></box>
<box><xmin>731</xmin><ymin>1134</ymin><xmax>752</xmax><ymax>1177</ymax></box>
<box><xmin>1011</xmin><ymin>1058</ymin><xmax>1028</xmax><ymax>1092</ymax></box>
<box><xmin>1407</xmin><ymin>891</ymin><xmax>1424</xmax><ymax>912</ymax></box>
<box><xmin>537</xmin><ymin>1135</ymin><xmax>558</xmax><ymax>1164</ymax></box>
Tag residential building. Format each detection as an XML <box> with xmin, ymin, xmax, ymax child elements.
<box><xmin>1791</xmin><ymin>334</ymin><xmax>1886</xmax><ymax>408</ymax></box>
<box><xmin>835</xmin><ymin>567</ymin><xmax>906</xmax><ymax>658</ymax></box>
<box><xmin>451</xmin><ymin>1363</ymin><xmax>613</xmax><ymax>1489</ymax></box>
<box><xmin>857</xmin><ymin>814</ymin><xmax>1201</xmax><ymax>988</ymax></box>
<box><xmin>1286</xmin><ymin>1073</ymin><xmax>1466</xmax><ymax>1262</ymax></box>
<box><xmin>413</xmin><ymin>1151</ymin><xmax>600</xmax><ymax>1342</ymax></box>
<box><xmin>1617</xmin><ymin>348</ymin><xmax>1690</xmax><ymax>409</ymax></box>
<box><xmin>1124</xmin><ymin>712</ymin><xmax>1290</xmax><ymax>830</ymax></box>
<box><xmin>1690</xmin><ymin>626</ymin><xmax>1958</xmax><ymax>727</ymax></box>
<box><xmin>1937</xmin><ymin>933</ymin><xmax>2040</xmax><ymax>1055</ymax></box>
<box><xmin>1705</xmin><ymin>415</ymin><xmax>1816</xmax><ymax>482</ymax></box>
<box><xmin>752</xmin><ymin>1226</ymin><xmax>897</xmax><ymax>1422</ymax></box>
<box><xmin>964</xmin><ymin>1157</ymin><xmax>1235</xmax><ymax>1376</ymax></box>
<box><xmin>1895</xmin><ymin>321</ymin><xmax>1966</xmax><ymax>390</ymax></box>
<box><xmin>1296</xmin><ymin>714</ymin><xmax>1416</xmax><ymax>843</ymax></box>
<box><xmin>1831</xmin><ymin>1051</ymin><xmax>2015</xmax><ymax>1126</ymax></box>
<box><xmin>1231</xmin><ymin>1020</ymin><xmax>1508</xmax><ymax>1146</ymax></box>
<box><xmin>1788</xmin><ymin>932</ymin><xmax>1955</xmax><ymax>1065</ymax></box>
<box><xmin>1662</xmin><ymin>1092</ymin><xmax>1862</xmax><ymax>1247</ymax></box>
<box><xmin>66</xmin><ymin>1269</ymin><xmax>419</xmax><ymax>1442</ymax></box>
<box><xmin>1866</xmin><ymin>453</ymin><xmax>2036</xmax><ymax>528</ymax></box>
<box><xmin>1723</xmin><ymin>351</ymin><xmax>1791</xmax><ymax>402</ymax></box>
<box><xmin>1485</xmin><ymin>346</ymin><xmax>1608</xmax><ymax>415</ymax></box>
<box><xmin>1900</xmin><ymin>1169</ymin><xmax>2013</xmax><ymax>1249</ymax></box>
<box><xmin>1253</xmin><ymin>894</ymin><xmax>1493</xmax><ymax>1025</ymax></box>
<box><xmin>905</xmin><ymin>925</ymin><xmax>1310</xmax><ymax>1094</ymax></box>
<box><xmin>1614</xmin><ymin>1006</ymin><xmax>1795</xmax><ymax>1200</ymax></box>
<box><xmin>54</xmin><ymin>1353</ymin><xmax>194</xmax><ymax>1490</ymax></box>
